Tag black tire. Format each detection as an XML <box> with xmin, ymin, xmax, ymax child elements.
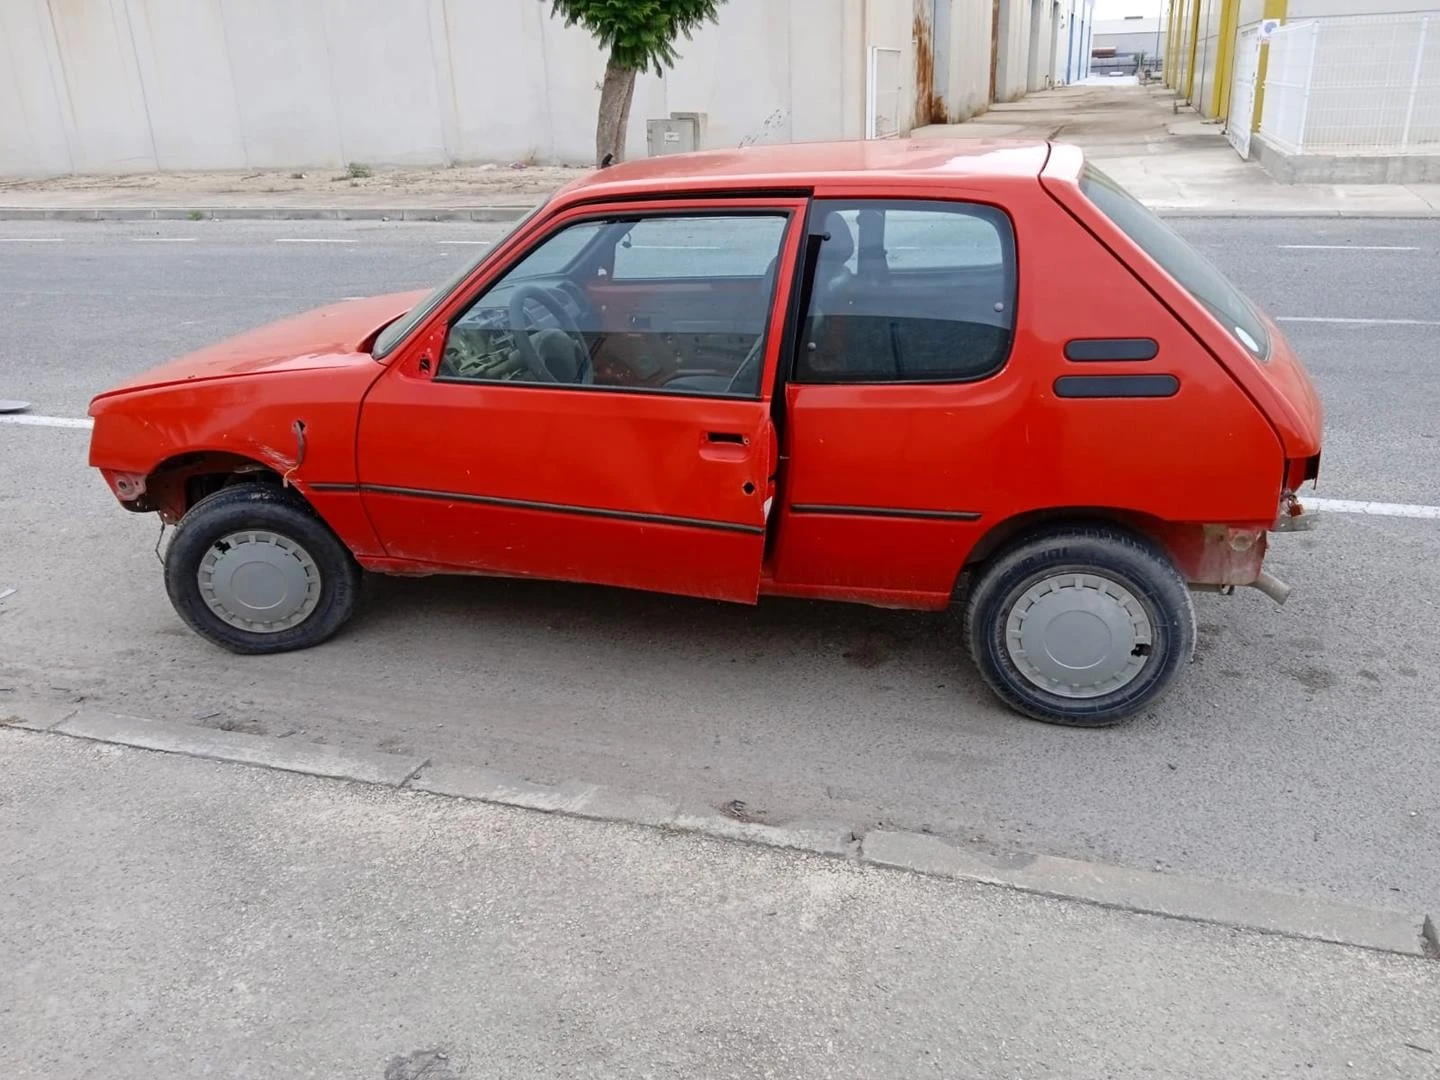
<box><xmin>963</xmin><ymin>525</ymin><xmax>1195</xmax><ymax>727</ymax></box>
<box><xmin>163</xmin><ymin>483</ymin><xmax>361</xmax><ymax>655</ymax></box>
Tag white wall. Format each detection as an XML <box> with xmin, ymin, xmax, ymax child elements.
<box><xmin>0</xmin><ymin>0</ymin><xmax>923</xmax><ymax>176</ymax></box>
<box><xmin>1054</xmin><ymin>0</ymin><xmax>1096</xmax><ymax>83</ymax></box>
<box><xmin>1072</xmin><ymin>0</ymin><xmax>1096</xmax><ymax>81</ymax></box>
<box><xmin>995</xmin><ymin>0</ymin><xmax>1036</xmax><ymax>99</ymax></box>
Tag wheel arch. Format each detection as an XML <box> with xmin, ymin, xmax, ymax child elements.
<box><xmin>117</xmin><ymin>451</ymin><xmax>291</xmax><ymax>522</ymax></box>
<box><xmin>955</xmin><ymin>505</ymin><xmax>1268</xmax><ymax>597</ymax></box>
<box><xmin>957</xmin><ymin>506</ymin><xmax>1169</xmax><ymax>589</ymax></box>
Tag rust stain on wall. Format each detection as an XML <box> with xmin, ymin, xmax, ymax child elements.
<box><xmin>913</xmin><ymin>11</ymin><xmax>948</xmax><ymax>126</ymax></box>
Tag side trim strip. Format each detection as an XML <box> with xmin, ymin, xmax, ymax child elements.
<box><xmin>308</xmin><ymin>482</ymin><xmax>359</xmax><ymax>493</ymax></box>
<box><xmin>789</xmin><ymin>504</ymin><xmax>982</xmax><ymax>522</ymax></box>
<box><xmin>1064</xmin><ymin>337</ymin><xmax>1159</xmax><ymax>362</ymax></box>
<box><xmin>360</xmin><ymin>483</ymin><xmax>765</xmax><ymax>535</ymax></box>
<box><xmin>1054</xmin><ymin>374</ymin><xmax>1180</xmax><ymax>399</ymax></box>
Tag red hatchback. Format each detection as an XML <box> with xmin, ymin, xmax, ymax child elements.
<box><xmin>89</xmin><ymin>140</ymin><xmax>1322</xmax><ymax>726</ymax></box>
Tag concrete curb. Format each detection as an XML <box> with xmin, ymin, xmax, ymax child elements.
<box><xmin>0</xmin><ymin>205</ymin><xmax>536</xmax><ymax>223</ymax></box>
<box><xmin>4</xmin><ymin>204</ymin><xmax>1438</xmax><ymax>223</ymax></box>
<box><xmin>861</xmin><ymin>830</ymin><xmax>1430</xmax><ymax>958</ymax></box>
<box><xmin>4</xmin><ymin>703</ymin><xmax>1433</xmax><ymax>959</ymax></box>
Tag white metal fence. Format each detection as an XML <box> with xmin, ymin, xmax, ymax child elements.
<box><xmin>1260</xmin><ymin>13</ymin><xmax>1440</xmax><ymax>154</ymax></box>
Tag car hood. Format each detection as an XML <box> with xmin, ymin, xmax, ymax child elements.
<box><xmin>90</xmin><ymin>290</ymin><xmax>427</xmax><ymax>404</ymax></box>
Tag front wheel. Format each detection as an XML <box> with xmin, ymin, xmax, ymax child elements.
<box><xmin>163</xmin><ymin>484</ymin><xmax>361</xmax><ymax>654</ymax></box>
<box><xmin>963</xmin><ymin>526</ymin><xmax>1196</xmax><ymax>727</ymax></box>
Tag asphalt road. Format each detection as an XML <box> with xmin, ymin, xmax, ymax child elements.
<box><xmin>1</xmin><ymin>217</ymin><xmax>1437</xmax><ymax>914</ymax></box>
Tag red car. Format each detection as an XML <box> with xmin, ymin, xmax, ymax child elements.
<box><xmin>89</xmin><ymin>140</ymin><xmax>1322</xmax><ymax>726</ymax></box>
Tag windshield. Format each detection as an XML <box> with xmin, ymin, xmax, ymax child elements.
<box><xmin>1079</xmin><ymin>166</ymin><xmax>1270</xmax><ymax>361</ymax></box>
<box><xmin>372</xmin><ymin>200</ymin><xmax>550</xmax><ymax>359</ymax></box>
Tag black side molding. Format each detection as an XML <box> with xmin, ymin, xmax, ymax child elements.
<box><xmin>1064</xmin><ymin>338</ymin><xmax>1159</xmax><ymax>362</ymax></box>
<box><xmin>1054</xmin><ymin>374</ymin><xmax>1180</xmax><ymax>399</ymax></box>
<box><xmin>789</xmin><ymin>504</ymin><xmax>982</xmax><ymax>522</ymax></box>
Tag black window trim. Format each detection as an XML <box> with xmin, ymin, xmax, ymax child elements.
<box><xmin>431</xmin><ymin>202</ymin><xmax>805</xmax><ymax>403</ymax></box>
<box><xmin>788</xmin><ymin>196</ymin><xmax>1020</xmax><ymax>387</ymax></box>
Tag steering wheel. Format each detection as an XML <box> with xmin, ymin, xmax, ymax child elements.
<box><xmin>506</xmin><ymin>284</ymin><xmax>592</xmax><ymax>384</ymax></box>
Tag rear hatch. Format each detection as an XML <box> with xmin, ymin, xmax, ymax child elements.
<box><xmin>1039</xmin><ymin>143</ymin><xmax>1322</xmax><ymax>469</ymax></box>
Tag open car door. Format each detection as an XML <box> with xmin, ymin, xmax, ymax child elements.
<box><xmin>355</xmin><ymin>195</ymin><xmax>808</xmax><ymax>603</ymax></box>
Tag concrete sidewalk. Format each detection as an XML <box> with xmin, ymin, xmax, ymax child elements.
<box><xmin>4</xmin><ymin>86</ymin><xmax>1439</xmax><ymax>221</ymax></box>
<box><xmin>914</xmin><ymin>84</ymin><xmax>1440</xmax><ymax>216</ymax></box>
<box><xmin>0</xmin><ymin>160</ymin><xmax>566</xmax><ymax>222</ymax></box>
<box><xmin>3</xmin><ymin>726</ymin><xmax>1438</xmax><ymax>1079</ymax></box>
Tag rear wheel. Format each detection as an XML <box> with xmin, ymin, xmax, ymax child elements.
<box><xmin>163</xmin><ymin>484</ymin><xmax>361</xmax><ymax>654</ymax></box>
<box><xmin>963</xmin><ymin>525</ymin><xmax>1195</xmax><ymax>726</ymax></box>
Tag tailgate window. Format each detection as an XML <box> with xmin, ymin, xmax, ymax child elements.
<box><xmin>1080</xmin><ymin>166</ymin><xmax>1270</xmax><ymax>362</ymax></box>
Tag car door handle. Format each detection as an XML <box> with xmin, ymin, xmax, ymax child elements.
<box><xmin>699</xmin><ymin>431</ymin><xmax>751</xmax><ymax>463</ymax></box>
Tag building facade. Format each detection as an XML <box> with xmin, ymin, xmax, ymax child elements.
<box><xmin>2</xmin><ymin>0</ymin><xmax>1095</xmax><ymax>177</ymax></box>
<box><xmin>1166</xmin><ymin>0</ymin><xmax>1440</xmax><ymax>168</ymax></box>
<box><xmin>1092</xmin><ymin>15</ymin><xmax>1167</xmax><ymax>63</ymax></box>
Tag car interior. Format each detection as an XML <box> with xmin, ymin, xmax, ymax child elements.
<box><xmin>438</xmin><ymin>215</ymin><xmax>782</xmax><ymax>396</ymax></box>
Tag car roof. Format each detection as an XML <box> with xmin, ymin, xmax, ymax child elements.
<box><xmin>552</xmin><ymin>139</ymin><xmax>1055</xmax><ymax>203</ymax></box>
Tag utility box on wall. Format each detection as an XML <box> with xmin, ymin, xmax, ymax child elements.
<box><xmin>646</xmin><ymin>113</ymin><xmax>705</xmax><ymax>156</ymax></box>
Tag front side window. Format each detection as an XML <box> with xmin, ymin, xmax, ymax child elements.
<box><xmin>1080</xmin><ymin>165</ymin><xmax>1270</xmax><ymax>361</ymax></box>
<box><xmin>795</xmin><ymin>200</ymin><xmax>1017</xmax><ymax>384</ymax></box>
<box><xmin>438</xmin><ymin>211</ymin><xmax>789</xmax><ymax>397</ymax></box>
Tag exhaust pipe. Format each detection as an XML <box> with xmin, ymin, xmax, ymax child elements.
<box><xmin>1248</xmin><ymin>571</ymin><xmax>1292</xmax><ymax>606</ymax></box>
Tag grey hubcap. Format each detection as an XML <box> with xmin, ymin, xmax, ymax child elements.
<box><xmin>198</xmin><ymin>530</ymin><xmax>321</xmax><ymax>633</ymax></box>
<box><xmin>1004</xmin><ymin>572</ymin><xmax>1154</xmax><ymax>699</ymax></box>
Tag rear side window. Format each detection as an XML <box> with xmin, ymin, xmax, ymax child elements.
<box><xmin>1080</xmin><ymin>166</ymin><xmax>1270</xmax><ymax>361</ymax></box>
<box><xmin>794</xmin><ymin>199</ymin><xmax>1017</xmax><ymax>384</ymax></box>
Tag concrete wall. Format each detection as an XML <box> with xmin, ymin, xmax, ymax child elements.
<box><xmin>1192</xmin><ymin>0</ymin><xmax>1225</xmax><ymax>114</ymax></box>
<box><xmin>0</xmin><ymin>0</ymin><xmax>921</xmax><ymax>176</ymax></box>
<box><xmin>995</xmin><ymin>0</ymin><xmax>1036</xmax><ymax>99</ymax></box>
<box><xmin>1053</xmin><ymin>0</ymin><xmax>1085</xmax><ymax>84</ymax></box>
<box><xmin>925</xmin><ymin>0</ymin><xmax>998</xmax><ymax>121</ymax></box>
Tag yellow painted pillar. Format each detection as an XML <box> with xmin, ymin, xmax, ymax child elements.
<box><xmin>1251</xmin><ymin>0</ymin><xmax>1288</xmax><ymax>132</ymax></box>
<box><xmin>1211</xmin><ymin>0</ymin><xmax>1241</xmax><ymax>118</ymax></box>
<box><xmin>1173</xmin><ymin>0</ymin><xmax>1191</xmax><ymax>89</ymax></box>
<box><xmin>1166</xmin><ymin>0</ymin><xmax>1184</xmax><ymax>87</ymax></box>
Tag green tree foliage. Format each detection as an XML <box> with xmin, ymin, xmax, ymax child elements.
<box><xmin>547</xmin><ymin>1</ymin><xmax>726</xmax><ymax>165</ymax></box>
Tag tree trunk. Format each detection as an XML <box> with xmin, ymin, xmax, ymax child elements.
<box><xmin>596</xmin><ymin>52</ymin><xmax>637</xmax><ymax>167</ymax></box>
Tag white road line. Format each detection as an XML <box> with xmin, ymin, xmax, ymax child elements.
<box><xmin>0</xmin><ymin>238</ymin><xmax>64</xmax><ymax>243</ymax></box>
<box><xmin>273</xmin><ymin>238</ymin><xmax>358</xmax><ymax>244</ymax></box>
<box><xmin>0</xmin><ymin>414</ymin><xmax>93</xmax><ymax>429</ymax></box>
<box><xmin>1307</xmin><ymin>497</ymin><xmax>1440</xmax><ymax>520</ymax></box>
<box><xmin>1279</xmin><ymin>244</ymin><xmax>1420</xmax><ymax>252</ymax></box>
<box><xmin>1277</xmin><ymin>316</ymin><xmax>1440</xmax><ymax>327</ymax></box>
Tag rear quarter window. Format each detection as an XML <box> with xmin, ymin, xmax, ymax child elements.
<box><xmin>1079</xmin><ymin>166</ymin><xmax>1270</xmax><ymax>362</ymax></box>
